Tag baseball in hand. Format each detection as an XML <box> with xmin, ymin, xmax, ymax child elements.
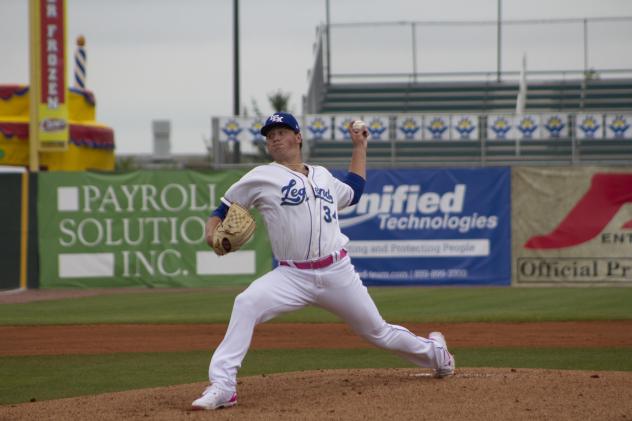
<box><xmin>352</xmin><ymin>120</ymin><xmax>367</xmax><ymax>133</ymax></box>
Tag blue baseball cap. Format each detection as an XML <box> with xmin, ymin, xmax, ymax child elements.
<box><xmin>260</xmin><ymin>112</ymin><xmax>301</xmax><ymax>136</ymax></box>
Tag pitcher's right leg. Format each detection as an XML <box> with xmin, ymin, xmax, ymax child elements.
<box><xmin>208</xmin><ymin>268</ymin><xmax>311</xmax><ymax>393</ymax></box>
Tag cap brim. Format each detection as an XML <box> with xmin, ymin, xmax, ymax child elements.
<box><xmin>261</xmin><ymin>123</ymin><xmax>299</xmax><ymax>136</ymax></box>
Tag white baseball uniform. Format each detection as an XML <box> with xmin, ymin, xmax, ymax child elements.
<box><xmin>208</xmin><ymin>162</ymin><xmax>440</xmax><ymax>393</ymax></box>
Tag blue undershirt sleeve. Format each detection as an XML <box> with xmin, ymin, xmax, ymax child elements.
<box><xmin>210</xmin><ymin>202</ymin><xmax>229</xmax><ymax>220</ymax></box>
<box><xmin>342</xmin><ymin>171</ymin><xmax>366</xmax><ymax>205</ymax></box>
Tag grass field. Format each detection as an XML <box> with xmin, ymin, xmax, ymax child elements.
<box><xmin>1</xmin><ymin>287</ymin><xmax>631</xmax><ymax>405</ymax></box>
<box><xmin>1</xmin><ymin>286</ymin><xmax>631</xmax><ymax>324</ymax></box>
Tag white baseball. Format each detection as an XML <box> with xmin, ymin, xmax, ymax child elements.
<box><xmin>352</xmin><ymin>120</ymin><xmax>366</xmax><ymax>132</ymax></box>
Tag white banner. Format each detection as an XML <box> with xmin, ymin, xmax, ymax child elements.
<box><xmin>218</xmin><ymin>117</ymin><xmax>264</xmax><ymax>154</ymax></box>
<box><xmin>450</xmin><ymin>114</ymin><xmax>479</xmax><ymax>141</ymax></box>
<box><xmin>333</xmin><ymin>115</ymin><xmax>356</xmax><ymax>141</ymax></box>
<box><xmin>514</xmin><ymin>114</ymin><xmax>541</xmax><ymax>140</ymax></box>
<box><xmin>304</xmin><ymin>115</ymin><xmax>332</xmax><ymax>141</ymax></box>
<box><xmin>394</xmin><ymin>115</ymin><xmax>423</xmax><ymax>141</ymax></box>
<box><xmin>541</xmin><ymin>114</ymin><xmax>569</xmax><ymax>139</ymax></box>
<box><xmin>487</xmin><ymin>115</ymin><xmax>515</xmax><ymax>140</ymax></box>
<box><xmin>362</xmin><ymin>115</ymin><xmax>390</xmax><ymax>141</ymax></box>
<box><xmin>347</xmin><ymin>240</ymin><xmax>490</xmax><ymax>258</ymax></box>
<box><xmin>575</xmin><ymin>114</ymin><xmax>604</xmax><ymax>139</ymax></box>
<box><xmin>424</xmin><ymin>115</ymin><xmax>450</xmax><ymax>141</ymax></box>
<box><xmin>605</xmin><ymin>114</ymin><xmax>632</xmax><ymax>139</ymax></box>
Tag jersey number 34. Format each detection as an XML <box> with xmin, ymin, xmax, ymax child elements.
<box><xmin>323</xmin><ymin>205</ymin><xmax>337</xmax><ymax>223</ymax></box>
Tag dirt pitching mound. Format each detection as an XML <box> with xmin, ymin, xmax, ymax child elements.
<box><xmin>2</xmin><ymin>368</ymin><xmax>631</xmax><ymax>420</ymax></box>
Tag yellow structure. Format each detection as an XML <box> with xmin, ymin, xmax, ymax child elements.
<box><xmin>0</xmin><ymin>85</ymin><xmax>115</xmax><ymax>171</ymax></box>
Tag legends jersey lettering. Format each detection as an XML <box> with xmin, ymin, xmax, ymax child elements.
<box><xmin>314</xmin><ymin>187</ymin><xmax>334</xmax><ymax>203</ymax></box>
<box><xmin>280</xmin><ymin>179</ymin><xmax>306</xmax><ymax>206</ymax></box>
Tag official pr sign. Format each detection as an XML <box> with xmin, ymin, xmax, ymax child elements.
<box><xmin>513</xmin><ymin>166</ymin><xmax>632</xmax><ymax>285</ymax></box>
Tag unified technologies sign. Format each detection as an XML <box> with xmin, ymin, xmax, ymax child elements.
<box><xmin>332</xmin><ymin>168</ymin><xmax>511</xmax><ymax>286</ymax></box>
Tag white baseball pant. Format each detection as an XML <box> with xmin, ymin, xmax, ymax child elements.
<box><xmin>209</xmin><ymin>256</ymin><xmax>437</xmax><ymax>392</ymax></box>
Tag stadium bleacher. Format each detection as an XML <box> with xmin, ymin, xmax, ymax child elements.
<box><xmin>304</xmin><ymin>78</ymin><xmax>632</xmax><ymax>168</ymax></box>
<box><xmin>318</xmin><ymin>79</ymin><xmax>632</xmax><ymax>114</ymax></box>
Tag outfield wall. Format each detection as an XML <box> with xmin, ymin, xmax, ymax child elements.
<box><xmin>2</xmin><ymin>166</ymin><xmax>631</xmax><ymax>289</ymax></box>
<box><xmin>0</xmin><ymin>169</ymin><xmax>38</xmax><ymax>290</ymax></box>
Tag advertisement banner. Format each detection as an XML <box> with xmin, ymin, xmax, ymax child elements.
<box><xmin>575</xmin><ymin>114</ymin><xmax>603</xmax><ymax>139</ymax></box>
<box><xmin>218</xmin><ymin>117</ymin><xmax>264</xmax><ymax>155</ymax></box>
<box><xmin>332</xmin><ymin>168</ymin><xmax>511</xmax><ymax>285</ymax></box>
<box><xmin>487</xmin><ymin>115</ymin><xmax>515</xmax><ymax>140</ymax></box>
<box><xmin>605</xmin><ymin>114</ymin><xmax>632</xmax><ymax>139</ymax></box>
<box><xmin>515</xmin><ymin>115</ymin><xmax>541</xmax><ymax>140</ymax></box>
<box><xmin>30</xmin><ymin>0</ymin><xmax>69</xmax><ymax>151</ymax></box>
<box><xmin>304</xmin><ymin>115</ymin><xmax>333</xmax><ymax>141</ymax></box>
<box><xmin>333</xmin><ymin>115</ymin><xmax>356</xmax><ymax>141</ymax></box>
<box><xmin>38</xmin><ymin>170</ymin><xmax>272</xmax><ymax>288</ymax></box>
<box><xmin>450</xmin><ymin>114</ymin><xmax>479</xmax><ymax>141</ymax></box>
<box><xmin>424</xmin><ymin>115</ymin><xmax>450</xmax><ymax>140</ymax></box>
<box><xmin>513</xmin><ymin>166</ymin><xmax>632</xmax><ymax>285</ymax></box>
<box><xmin>541</xmin><ymin>114</ymin><xmax>569</xmax><ymax>139</ymax></box>
<box><xmin>361</xmin><ymin>115</ymin><xmax>390</xmax><ymax>141</ymax></box>
<box><xmin>394</xmin><ymin>115</ymin><xmax>423</xmax><ymax>141</ymax></box>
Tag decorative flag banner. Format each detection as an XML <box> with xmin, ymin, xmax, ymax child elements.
<box><xmin>541</xmin><ymin>114</ymin><xmax>569</xmax><ymax>139</ymax></box>
<box><xmin>605</xmin><ymin>114</ymin><xmax>632</xmax><ymax>139</ymax></box>
<box><xmin>30</xmin><ymin>0</ymin><xmax>69</xmax><ymax>151</ymax></box>
<box><xmin>487</xmin><ymin>115</ymin><xmax>515</xmax><ymax>140</ymax></box>
<box><xmin>424</xmin><ymin>115</ymin><xmax>450</xmax><ymax>141</ymax></box>
<box><xmin>304</xmin><ymin>115</ymin><xmax>332</xmax><ymax>141</ymax></box>
<box><xmin>394</xmin><ymin>115</ymin><xmax>423</xmax><ymax>141</ymax></box>
<box><xmin>362</xmin><ymin>115</ymin><xmax>390</xmax><ymax>141</ymax></box>
<box><xmin>333</xmin><ymin>115</ymin><xmax>356</xmax><ymax>141</ymax></box>
<box><xmin>450</xmin><ymin>115</ymin><xmax>479</xmax><ymax>141</ymax></box>
<box><xmin>514</xmin><ymin>114</ymin><xmax>541</xmax><ymax>140</ymax></box>
<box><xmin>575</xmin><ymin>114</ymin><xmax>604</xmax><ymax>139</ymax></box>
<box><xmin>218</xmin><ymin>117</ymin><xmax>265</xmax><ymax>155</ymax></box>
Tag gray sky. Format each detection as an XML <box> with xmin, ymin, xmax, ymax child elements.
<box><xmin>2</xmin><ymin>0</ymin><xmax>632</xmax><ymax>154</ymax></box>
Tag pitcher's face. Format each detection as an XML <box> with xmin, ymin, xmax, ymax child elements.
<box><xmin>265</xmin><ymin>127</ymin><xmax>302</xmax><ymax>161</ymax></box>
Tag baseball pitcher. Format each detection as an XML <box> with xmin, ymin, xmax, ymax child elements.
<box><xmin>192</xmin><ymin>112</ymin><xmax>454</xmax><ymax>410</ymax></box>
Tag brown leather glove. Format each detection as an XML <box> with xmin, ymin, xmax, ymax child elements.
<box><xmin>212</xmin><ymin>203</ymin><xmax>256</xmax><ymax>255</ymax></box>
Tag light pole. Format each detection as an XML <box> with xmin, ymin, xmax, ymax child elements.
<box><xmin>496</xmin><ymin>0</ymin><xmax>502</xmax><ymax>82</ymax></box>
<box><xmin>233</xmin><ymin>0</ymin><xmax>241</xmax><ymax>162</ymax></box>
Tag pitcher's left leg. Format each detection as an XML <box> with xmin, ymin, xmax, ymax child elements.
<box><xmin>316</xmin><ymin>261</ymin><xmax>436</xmax><ymax>368</ymax></box>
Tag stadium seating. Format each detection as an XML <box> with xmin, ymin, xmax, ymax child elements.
<box><xmin>305</xmin><ymin>78</ymin><xmax>632</xmax><ymax>167</ymax></box>
<box><xmin>318</xmin><ymin>79</ymin><xmax>632</xmax><ymax>114</ymax></box>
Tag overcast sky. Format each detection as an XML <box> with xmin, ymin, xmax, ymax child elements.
<box><xmin>2</xmin><ymin>0</ymin><xmax>632</xmax><ymax>154</ymax></box>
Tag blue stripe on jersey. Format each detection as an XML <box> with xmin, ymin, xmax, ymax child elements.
<box><xmin>275</xmin><ymin>164</ymin><xmax>313</xmax><ymax>259</ymax></box>
<box><xmin>343</xmin><ymin>172</ymin><xmax>366</xmax><ymax>205</ymax></box>
<box><xmin>311</xmin><ymin>168</ymin><xmax>323</xmax><ymax>256</ymax></box>
<box><xmin>300</xmin><ymin>176</ymin><xmax>313</xmax><ymax>260</ymax></box>
<box><xmin>211</xmin><ymin>202</ymin><xmax>229</xmax><ymax>220</ymax></box>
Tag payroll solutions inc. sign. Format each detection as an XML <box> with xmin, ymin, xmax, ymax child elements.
<box><xmin>513</xmin><ymin>166</ymin><xmax>632</xmax><ymax>286</ymax></box>
<box><xmin>38</xmin><ymin>170</ymin><xmax>271</xmax><ymax>288</ymax></box>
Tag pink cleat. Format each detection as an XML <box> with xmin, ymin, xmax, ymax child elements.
<box><xmin>191</xmin><ymin>384</ymin><xmax>237</xmax><ymax>410</ymax></box>
<box><xmin>429</xmin><ymin>331</ymin><xmax>455</xmax><ymax>378</ymax></box>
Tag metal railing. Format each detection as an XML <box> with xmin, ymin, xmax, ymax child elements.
<box><xmin>305</xmin><ymin>16</ymin><xmax>632</xmax><ymax>113</ymax></box>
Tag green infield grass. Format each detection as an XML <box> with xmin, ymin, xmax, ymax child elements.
<box><xmin>1</xmin><ymin>287</ymin><xmax>631</xmax><ymax>405</ymax></box>
<box><xmin>1</xmin><ymin>287</ymin><xmax>631</xmax><ymax>325</ymax></box>
<box><xmin>1</xmin><ymin>347</ymin><xmax>631</xmax><ymax>405</ymax></box>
